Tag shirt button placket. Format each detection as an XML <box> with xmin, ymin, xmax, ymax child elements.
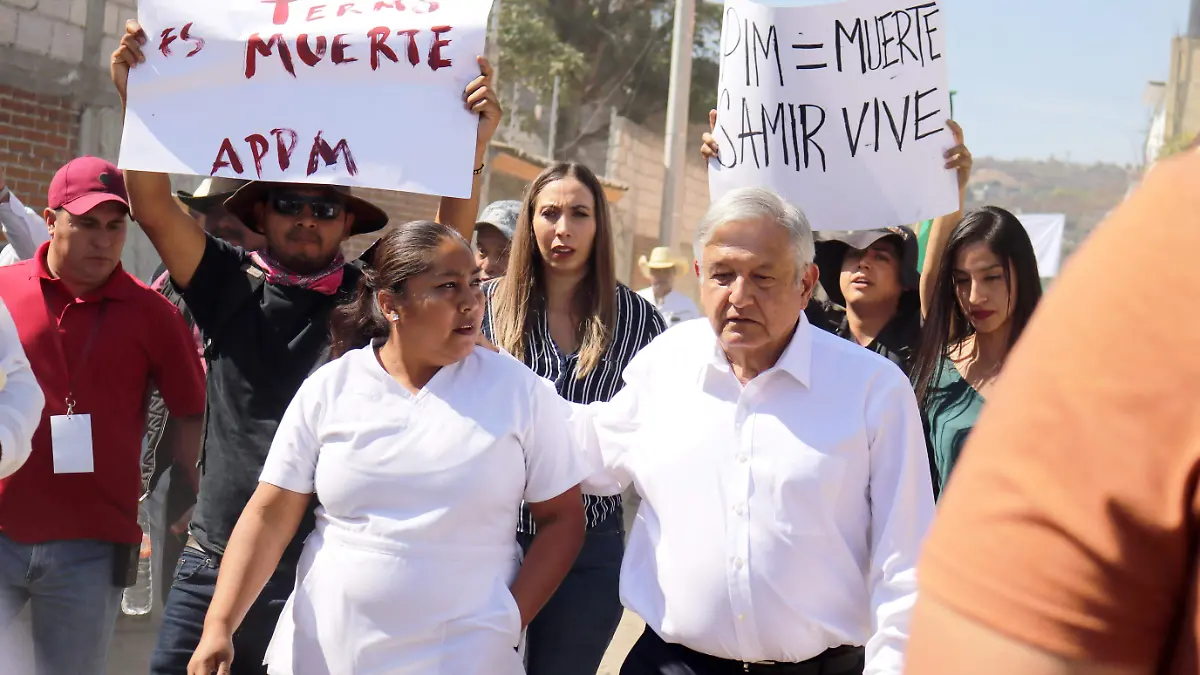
<box><xmin>729</xmin><ymin>393</ymin><xmax>759</xmax><ymax>657</ymax></box>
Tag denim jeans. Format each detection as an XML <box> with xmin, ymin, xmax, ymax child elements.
<box><xmin>149</xmin><ymin>546</ymin><xmax>295</xmax><ymax>675</ymax></box>
<box><xmin>0</xmin><ymin>533</ymin><xmax>123</xmax><ymax>675</ymax></box>
<box><xmin>517</xmin><ymin>512</ymin><xmax>626</xmax><ymax>675</ymax></box>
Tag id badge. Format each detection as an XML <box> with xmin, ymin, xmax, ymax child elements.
<box><xmin>50</xmin><ymin>414</ymin><xmax>94</xmax><ymax>474</ymax></box>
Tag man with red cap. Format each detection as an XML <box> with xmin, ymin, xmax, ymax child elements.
<box><xmin>0</xmin><ymin>157</ymin><xmax>207</xmax><ymax>675</ymax></box>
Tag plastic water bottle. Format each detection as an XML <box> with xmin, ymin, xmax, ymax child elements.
<box><xmin>121</xmin><ymin>510</ymin><xmax>153</xmax><ymax>616</ymax></box>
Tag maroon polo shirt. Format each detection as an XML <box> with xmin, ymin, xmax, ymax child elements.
<box><xmin>0</xmin><ymin>242</ymin><xmax>206</xmax><ymax>544</ymax></box>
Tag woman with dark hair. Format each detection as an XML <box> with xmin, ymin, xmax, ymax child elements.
<box><xmin>187</xmin><ymin>221</ymin><xmax>591</xmax><ymax>675</ymax></box>
<box><xmin>912</xmin><ymin>206</ymin><xmax>1043</xmax><ymax>496</ymax></box>
<box><xmin>484</xmin><ymin>162</ymin><xmax>666</xmax><ymax>675</ymax></box>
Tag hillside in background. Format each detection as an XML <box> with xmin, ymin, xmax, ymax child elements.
<box><xmin>964</xmin><ymin>158</ymin><xmax>1135</xmax><ymax>260</ymax></box>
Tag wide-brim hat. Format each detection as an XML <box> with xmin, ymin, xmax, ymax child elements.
<box><xmin>638</xmin><ymin>246</ymin><xmax>685</xmax><ymax>278</ymax></box>
<box><xmin>223</xmin><ymin>182</ymin><xmax>389</xmax><ymax>236</ymax></box>
<box><xmin>814</xmin><ymin>226</ymin><xmax>919</xmax><ymax>307</ymax></box>
<box><xmin>176</xmin><ymin>177</ymin><xmax>249</xmax><ymax>213</ymax></box>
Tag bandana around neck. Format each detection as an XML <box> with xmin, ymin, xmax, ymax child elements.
<box><xmin>249</xmin><ymin>250</ymin><xmax>346</xmax><ymax>295</ymax></box>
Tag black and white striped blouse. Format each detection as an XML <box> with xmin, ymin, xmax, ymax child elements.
<box><xmin>482</xmin><ymin>280</ymin><xmax>667</xmax><ymax>533</ymax></box>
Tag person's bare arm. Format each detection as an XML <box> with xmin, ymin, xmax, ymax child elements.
<box><xmin>909</xmin><ymin>595</ymin><xmax>1142</xmax><ymax>675</ymax></box>
<box><xmin>508</xmin><ymin>487</ymin><xmax>585</xmax><ymax>627</ymax></box>
<box><xmin>435</xmin><ymin>56</ymin><xmax>503</xmax><ymax>242</ymax></box>
<box><xmin>919</xmin><ymin>120</ymin><xmax>971</xmax><ymax>318</ymax></box>
<box><xmin>111</xmin><ymin>20</ymin><xmax>207</xmax><ymax>289</ymax></box>
<box><xmin>164</xmin><ymin>415</ymin><xmax>203</xmax><ymax>494</ymax></box>
<box><xmin>188</xmin><ymin>483</ymin><xmax>311</xmax><ymax>675</ymax></box>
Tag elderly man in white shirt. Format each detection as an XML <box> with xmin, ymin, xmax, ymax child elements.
<box><xmin>578</xmin><ymin>187</ymin><xmax>934</xmax><ymax>675</ymax></box>
<box><xmin>0</xmin><ymin>297</ymin><xmax>44</xmax><ymax>479</ymax></box>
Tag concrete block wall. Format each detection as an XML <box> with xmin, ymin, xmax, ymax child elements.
<box><xmin>606</xmin><ymin>116</ymin><xmax>710</xmax><ymax>301</ymax></box>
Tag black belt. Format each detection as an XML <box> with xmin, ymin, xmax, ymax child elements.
<box><xmin>733</xmin><ymin>645</ymin><xmax>863</xmax><ymax>674</ymax></box>
<box><xmin>638</xmin><ymin>627</ymin><xmax>864</xmax><ymax>675</ymax></box>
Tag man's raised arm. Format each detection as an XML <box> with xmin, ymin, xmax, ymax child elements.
<box><xmin>435</xmin><ymin>56</ymin><xmax>503</xmax><ymax>242</ymax></box>
<box><xmin>111</xmin><ymin>20</ymin><xmax>207</xmax><ymax>289</ymax></box>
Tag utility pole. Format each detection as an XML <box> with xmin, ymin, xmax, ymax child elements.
<box><xmin>547</xmin><ymin>75</ymin><xmax>561</xmax><ymax>159</ymax></box>
<box><xmin>657</xmin><ymin>0</ymin><xmax>696</xmax><ymax>248</ymax></box>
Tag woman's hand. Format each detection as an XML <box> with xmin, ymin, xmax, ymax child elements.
<box><xmin>700</xmin><ymin>109</ymin><xmax>720</xmax><ymax>160</ymax></box>
<box><xmin>188</xmin><ymin>628</ymin><xmax>235</xmax><ymax>675</ymax></box>
<box><xmin>944</xmin><ymin>120</ymin><xmax>972</xmax><ymax>194</ymax></box>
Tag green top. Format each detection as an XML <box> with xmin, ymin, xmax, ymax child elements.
<box><xmin>924</xmin><ymin>356</ymin><xmax>986</xmax><ymax>498</ymax></box>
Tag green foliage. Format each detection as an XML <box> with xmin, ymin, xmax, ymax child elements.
<box><xmin>497</xmin><ymin>0</ymin><xmax>723</xmax><ymax>159</ymax></box>
<box><xmin>1157</xmin><ymin>133</ymin><xmax>1199</xmax><ymax>161</ymax></box>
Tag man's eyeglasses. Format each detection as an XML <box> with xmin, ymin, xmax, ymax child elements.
<box><xmin>269</xmin><ymin>191</ymin><xmax>344</xmax><ymax>220</ymax></box>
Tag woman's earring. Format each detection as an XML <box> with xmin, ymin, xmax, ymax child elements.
<box><xmin>390</xmin><ymin>313</ymin><xmax>400</xmax><ymax>321</ymax></box>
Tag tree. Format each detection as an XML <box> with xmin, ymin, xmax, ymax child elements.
<box><xmin>497</xmin><ymin>0</ymin><xmax>723</xmax><ymax>161</ymax></box>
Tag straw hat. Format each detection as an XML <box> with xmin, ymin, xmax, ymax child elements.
<box><xmin>176</xmin><ymin>177</ymin><xmax>249</xmax><ymax>213</ymax></box>
<box><xmin>638</xmin><ymin>246</ymin><xmax>685</xmax><ymax>278</ymax></box>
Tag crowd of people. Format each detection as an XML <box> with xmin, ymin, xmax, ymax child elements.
<box><xmin>1</xmin><ymin>15</ymin><xmax>1198</xmax><ymax>675</ymax></box>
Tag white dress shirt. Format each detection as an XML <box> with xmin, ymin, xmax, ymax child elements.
<box><xmin>578</xmin><ymin>316</ymin><xmax>933</xmax><ymax>674</ymax></box>
<box><xmin>0</xmin><ymin>297</ymin><xmax>45</xmax><ymax>479</ymax></box>
<box><xmin>0</xmin><ymin>190</ymin><xmax>49</xmax><ymax>267</ymax></box>
<box><xmin>636</xmin><ymin>287</ymin><xmax>701</xmax><ymax>328</ymax></box>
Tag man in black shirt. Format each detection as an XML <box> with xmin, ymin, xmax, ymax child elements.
<box><xmin>808</xmin><ymin>227</ymin><xmax>923</xmax><ymax>375</ymax></box>
<box><xmin>111</xmin><ymin>20</ymin><xmax>502</xmax><ymax>675</ymax></box>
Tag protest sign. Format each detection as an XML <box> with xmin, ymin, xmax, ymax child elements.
<box><xmin>118</xmin><ymin>0</ymin><xmax>493</xmax><ymax>198</ymax></box>
<box><xmin>708</xmin><ymin>0</ymin><xmax>958</xmax><ymax>231</ymax></box>
<box><xmin>1019</xmin><ymin>213</ymin><xmax>1065</xmax><ymax>277</ymax></box>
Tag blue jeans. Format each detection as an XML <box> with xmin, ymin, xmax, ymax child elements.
<box><xmin>0</xmin><ymin>533</ymin><xmax>123</xmax><ymax>675</ymax></box>
<box><xmin>517</xmin><ymin>512</ymin><xmax>625</xmax><ymax>675</ymax></box>
<box><xmin>149</xmin><ymin>546</ymin><xmax>295</xmax><ymax>675</ymax></box>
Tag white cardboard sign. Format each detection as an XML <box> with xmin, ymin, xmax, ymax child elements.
<box><xmin>708</xmin><ymin>0</ymin><xmax>958</xmax><ymax>231</ymax></box>
<box><xmin>1019</xmin><ymin>213</ymin><xmax>1066</xmax><ymax>277</ymax></box>
<box><xmin>119</xmin><ymin>0</ymin><xmax>494</xmax><ymax>198</ymax></box>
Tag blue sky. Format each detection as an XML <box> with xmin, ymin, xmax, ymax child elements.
<box><xmin>724</xmin><ymin>0</ymin><xmax>1190</xmax><ymax>165</ymax></box>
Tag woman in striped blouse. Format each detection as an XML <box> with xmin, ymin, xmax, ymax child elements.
<box><xmin>483</xmin><ymin>162</ymin><xmax>666</xmax><ymax>675</ymax></box>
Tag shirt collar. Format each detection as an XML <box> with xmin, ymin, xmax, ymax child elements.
<box><xmin>705</xmin><ymin>313</ymin><xmax>813</xmax><ymax>388</ymax></box>
<box><xmin>33</xmin><ymin>240</ymin><xmax>135</xmax><ymax>301</ymax></box>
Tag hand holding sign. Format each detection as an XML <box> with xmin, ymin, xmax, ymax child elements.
<box><xmin>110</xmin><ymin>20</ymin><xmax>147</xmax><ymax>106</ymax></box>
<box><xmin>943</xmin><ymin>119</ymin><xmax>971</xmax><ymax>194</ymax></box>
<box><xmin>465</xmin><ymin>56</ymin><xmax>502</xmax><ymax>162</ymax></box>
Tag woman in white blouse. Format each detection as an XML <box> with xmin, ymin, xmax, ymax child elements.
<box><xmin>187</xmin><ymin>221</ymin><xmax>591</xmax><ymax>675</ymax></box>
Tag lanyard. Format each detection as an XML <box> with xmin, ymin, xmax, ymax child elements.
<box><xmin>62</xmin><ymin>302</ymin><xmax>108</xmax><ymax>416</ymax></box>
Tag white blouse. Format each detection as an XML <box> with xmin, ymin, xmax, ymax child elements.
<box><xmin>259</xmin><ymin>344</ymin><xmax>595</xmax><ymax>675</ymax></box>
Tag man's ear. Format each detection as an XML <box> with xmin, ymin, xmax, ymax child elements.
<box><xmin>43</xmin><ymin>208</ymin><xmax>57</xmax><ymax>235</ymax></box>
<box><xmin>800</xmin><ymin>263</ymin><xmax>820</xmax><ymax>302</ymax></box>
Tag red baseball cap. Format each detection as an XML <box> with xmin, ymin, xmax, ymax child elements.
<box><xmin>47</xmin><ymin>157</ymin><xmax>129</xmax><ymax>216</ymax></box>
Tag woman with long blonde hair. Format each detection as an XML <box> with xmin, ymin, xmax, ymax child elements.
<box><xmin>484</xmin><ymin>162</ymin><xmax>666</xmax><ymax>675</ymax></box>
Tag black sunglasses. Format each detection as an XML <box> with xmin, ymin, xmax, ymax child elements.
<box><xmin>269</xmin><ymin>191</ymin><xmax>344</xmax><ymax>220</ymax></box>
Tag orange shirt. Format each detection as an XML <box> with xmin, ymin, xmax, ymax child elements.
<box><xmin>917</xmin><ymin>151</ymin><xmax>1200</xmax><ymax>671</ymax></box>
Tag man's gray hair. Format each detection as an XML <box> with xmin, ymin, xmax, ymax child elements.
<box><xmin>693</xmin><ymin>187</ymin><xmax>815</xmax><ymax>276</ymax></box>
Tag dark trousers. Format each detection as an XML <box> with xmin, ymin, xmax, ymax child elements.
<box><xmin>517</xmin><ymin>512</ymin><xmax>625</xmax><ymax>675</ymax></box>
<box><xmin>149</xmin><ymin>547</ymin><xmax>295</xmax><ymax>675</ymax></box>
<box><xmin>621</xmin><ymin>627</ymin><xmax>865</xmax><ymax>675</ymax></box>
